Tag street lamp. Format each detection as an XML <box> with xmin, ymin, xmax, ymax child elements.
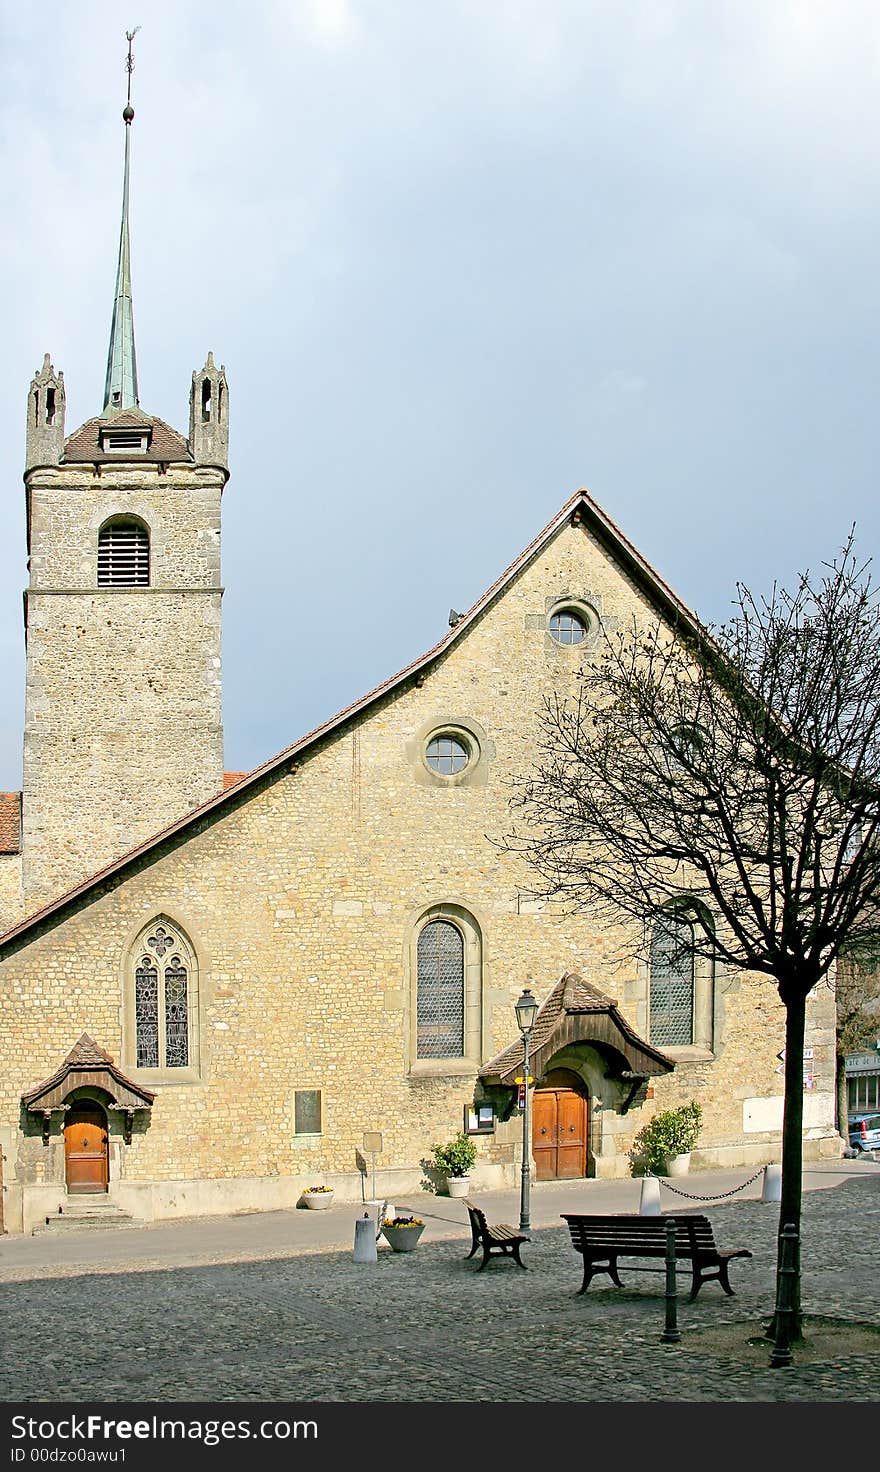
<box><xmin>515</xmin><ymin>986</ymin><xmax>539</xmax><ymax>1231</ymax></box>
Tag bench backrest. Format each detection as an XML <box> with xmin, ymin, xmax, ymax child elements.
<box><xmin>467</xmin><ymin>1204</ymin><xmax>489</xmax><ymax>1238</ymax></box>
<box><xmin>562</xmin><ymin>1213</ymin><xmax>715</xmax><ymax>1258</ymax></box>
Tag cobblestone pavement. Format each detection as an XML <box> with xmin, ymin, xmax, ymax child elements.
<box><xmin>1</xmin><ymin>1164</ymin><xmax>879</xmax><ymax>1404</ymax></box>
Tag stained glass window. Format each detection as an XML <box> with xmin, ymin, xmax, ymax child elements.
<box><xmin>650</xmin><ymin>913</ymin><xmax>695</xmax><ymax>1047</ymax></box>
<box><xmin>164</xmin><ymin>958</ymin><xmax>189</xmax><ymax>1068</ymax></box>
<box><xmin>135</xmin><ymin>959</ymin><xmax>159</xmax><ymax>1068</ymax></box>
<box><xmin>132</xmin><ymin>921</ymin><xmax>193</xmax><ymax>1070</ymax></box>
<box><xmin>417</xmin><ymin>919</ymin><xmax>465</xmax><ymax>1058</ymax></box>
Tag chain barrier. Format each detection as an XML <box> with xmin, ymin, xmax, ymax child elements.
<box><xmin>648</xmin><ymin>1166</ymin><xmax>765</xmax><ymax>1202</ymax></box>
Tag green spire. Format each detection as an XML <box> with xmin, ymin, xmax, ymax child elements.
<box><xmin>103</xmin><ymin>31</ymin><xmax>140</xmax><ymax>415</ymax></box>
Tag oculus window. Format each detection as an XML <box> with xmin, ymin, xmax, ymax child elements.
<box><xmin>548</xmin><ymin>608</ymin><xmax>588</xmax><ymax>645</ymax></box>
<box><xmin>426</xmin><ymin>734</ymin><xmax>470</xmax><ymax>775</ymax></box>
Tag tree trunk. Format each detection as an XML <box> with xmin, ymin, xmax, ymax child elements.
<box><xmin>767</xmin><ymin>991</ymin><xmax>806</xmax><ymax>1342</ymax></box>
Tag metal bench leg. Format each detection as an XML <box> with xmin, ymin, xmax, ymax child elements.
<box><xmin>578</xmin><ymin>1261</ymin><xmax>594</xmax><ymax>1294</ymax></box>
<box><xmin>718</xmin><ymin>1260</ymin><xmax>735</xmax><ymax>1296</ymax></box>
<box><xmin>511</xmin><ymin>1241</ymin><xmax>527</xmax><ymax>1270</ymax></box>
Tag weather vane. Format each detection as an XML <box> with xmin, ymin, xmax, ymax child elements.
<box><xmin>124</xmin><ymin>27</ymin><xmax>141</xmax><ymax>117</ymax></box>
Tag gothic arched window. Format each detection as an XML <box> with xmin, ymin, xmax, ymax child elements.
<box><xmin>650</xmin><ymin>912</ymin><xmax>695</xmax><ymax>1047</ymax></box>
<box><xmin>98</xmin><ymin>518</ymin><xmax>150</xmax><ymax>587</ymax></box>
<box><xmin>649</xmin><ymin>904</ymin><xmax>716</xmax><ymax>1052</ymax></box>
<box><xmin>131</xmin><ymin>920</ymin><xmax>197</xmax><ymax>1071</ymax></box>
<box><xmin>417</xmin><ymin>919</ymin><xmax>465</xmax><ymax>1059</ymax></box>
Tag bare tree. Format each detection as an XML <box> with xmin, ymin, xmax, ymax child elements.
<box><xmin>505</xmin><ymin>533</ymin><xmax>880</xmax><ymax>1350</ymax></box>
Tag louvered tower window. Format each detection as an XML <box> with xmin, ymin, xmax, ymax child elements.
<box><xmin>417</xmin><ymin>919</ymin><xmax>465</xmax><ymax>1058</ymax></box>
<box><xmin>97</xmin><ymin>520</ymin><xmax>150</xmax><ymax>586</ymax></box>
<box><xmin>650</xmin><ymin>912</ymin><xmax>695</xmax><ymax>1047</ymax></box>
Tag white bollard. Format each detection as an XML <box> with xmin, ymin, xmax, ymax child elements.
<box><xmin>639</xmin><ymin>1176</ymin><xmax>662</xmax><ymax>1215</ymax></box>
<box><xmin>353</xmin><ymin>1213</ymin><xmax>378</xmax><ymax>1262</ymax></box>
<box><xmin>761</xmin><ymin>1163</ymin><xmax>782</xmax><ymax>1203</ymax></box>
<box><xmin>365</xmin><ymin>1198</ymin><xmax>393</xmax><ymax>1231</ymax></box>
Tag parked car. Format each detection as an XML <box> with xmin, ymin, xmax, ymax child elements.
<box><xmin>848</xmin><ymin>1112</ymin><xmax>880</xmax><ymax>1153</ymax></box>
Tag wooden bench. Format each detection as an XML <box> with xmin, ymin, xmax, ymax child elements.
<box><xmin>562</xmin><ymin>1213</ymin><xmax>752</xmax><ymax>1301</ymax></box>
<box><xmin>465</xmin><ymin>1203</ymin><xmax>530</xmax><ymax>1270</ymax></box>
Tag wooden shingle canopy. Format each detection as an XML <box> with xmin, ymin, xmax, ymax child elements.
<box><xmin>480</xmin><ymin>973</ymin><xmax>674</xmax><ymax>1103</ymax></box>
<box><xmin>22</xmin><ymin>1033</ymin><xmax>154</xmax><ymax>1142</ymax></box>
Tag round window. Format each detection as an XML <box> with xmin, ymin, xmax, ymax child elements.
<box><xmin>548</xmin><ymin>609</ymin><xmax>588</xmax><ymax>645</ymax></box>
<box><xmin>426</xmin><ymin>734</ymin><xmax>470</xmax><ymax>775</ymax></box>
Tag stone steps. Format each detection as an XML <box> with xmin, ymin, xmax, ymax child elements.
<box><xmin>35</xmin><ymin>1199</ymin><xmax>136</xmax><ymax>1234</ymax></box>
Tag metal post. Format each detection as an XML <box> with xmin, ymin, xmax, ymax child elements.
<box><xmin>661</xmin><ymin>1217</ymin><xmax>680</xmax><ymax>1343</ymax></box>
<box><xmin>520</xmin><ymin>1027</ymin><xmax>531</xmax><ymax>1232</ymax></box>
<box><xmin>769</xmin><ymin>1221</ymin><xmax>799</xmax><ymax>1367</ymax></box>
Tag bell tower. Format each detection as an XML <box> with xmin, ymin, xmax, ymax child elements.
<box><xmin>20</xmin><ymin>35</ymin><xmax>228</xmax><ymax>910</ymax></box>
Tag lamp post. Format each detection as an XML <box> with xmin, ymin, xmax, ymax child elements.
<box><xmin>515</xmin><ymin>986</ymin><xmax>539</xmax><ymax>1232</ymax></box>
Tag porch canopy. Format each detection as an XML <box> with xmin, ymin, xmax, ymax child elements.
<box><xmin>21</xmin><ymin>1033</ymin><xmax>155</xmax><ymax>1137</ymax></box>
<box><xmin>480</xmin><ymin>972</ymin><xmax>674</xmax><ymax>1105</ymax></box>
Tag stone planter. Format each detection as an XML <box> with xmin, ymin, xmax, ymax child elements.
<box><xmin>382</xmin><ymin>1222</ymin><xmax>425</xmax><ymax>1252</ymax></box>
<box><xmin>446</xmin><ymin>1175</ymin><xmax>471</xmax><ymax>1199</ymax></box>
<box><xmin>662</xmin><ymin>1153</ymin><xmax>691</xmax><ymax>1177</ymax></box>
<box><xmin>301</xmin><ymin>1190</ymin><xmax>335</xmax><ymax>1209</ymax></box>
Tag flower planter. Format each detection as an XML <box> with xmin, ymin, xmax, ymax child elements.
<box><xmin>662</xmin><ymin>1153</ymin><xmax>690</xmax><ymax>1177</ymax></box>
<box><xmin>446</xmin><ymin>1175</ymin><xmax>471</xmax><ymax>1199</ymax></box>
<box><xmin>382</xmin><ymin>1222</ymin><xmax>425</xmax><ymax>1252</ymax></box>
<box><xmin>301</xmin><ymin>1190</ymin><xmax>334</xmax><ymax>1209</ymax></box>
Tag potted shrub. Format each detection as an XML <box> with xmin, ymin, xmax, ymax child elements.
<box><xmin>429</xmin><ymin>1131</ymin><xmax>477</xmax><ymax>1197</ymax></box>
<box><xmin>381</xmin><ymin>1214</ymin><xmax>425</xmax><ymax>1252</ymax></box>
<box><xmin>300</xmin><ymin>1185</ymin><xmax>335</xmax><ymax>1209</ymax></box>
<box><xmin>629</xmin><ymin>1101</ymin><xmax>703</xmax><ymax>1177</ymax></box>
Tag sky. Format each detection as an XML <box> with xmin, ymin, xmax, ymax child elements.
<box><xmin>1</xmin><ymin>1</ymin><xmax>878</xmax><ymax>788</ymax></box>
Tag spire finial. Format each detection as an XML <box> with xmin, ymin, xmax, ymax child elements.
<box><xmin>103</xmin><ymin>28</ymin><xmax>141</xmax><ymax>414</ymax></box>
<box><xmin>123</xmin><ymin>26</ymin><xmax>139</xmax><ymax>121</ymax></box>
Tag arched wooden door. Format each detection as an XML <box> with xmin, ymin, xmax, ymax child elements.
<box><xmin>64</xmin><ymin>1103</ymin><xmax>109</xmax><ymax>1194</ymax></box>
<box><xmin>532</xmin><ymin>1071</ymin><xmax>589</xmax><ymax>1180</ymax></box>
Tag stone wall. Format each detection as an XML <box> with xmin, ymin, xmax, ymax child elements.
<box><xmin>0</xmin><ymin>517</ymin><xmax>840</xmax><ymax>1232</ymax></box>
<box><xmin>0</xmin><ymin>854</ymin><xmax>22</xmax><ymax>936</ymax></box>
<box><xmin>21</xmin><ymin>462</ymin><xmax>224</xmax><ymax>908</ymax></box>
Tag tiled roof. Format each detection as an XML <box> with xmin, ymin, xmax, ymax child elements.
<box><xmin>0</xmin><ymin>487</ymin><xmax>710</xmax><ymax>953</ymax></box>
<box><xmin>63</xmin><ymin>410</ymin><xmax>192</xmax><ymax>464</ymax></box>
<box><xmin>223</xmin><ymin>772</ymin><xmax>248</xmax><ymax>790</ymax></box>
<box><xmin>0</xmin><ymin>792</ymin><xmax>21</xmax><ymax>854</ymax></box>
<box><xmin>20</xmin><ymin>1032</ymin><xmax>155</xmax><ymax>1109</ymax></box>
<box><xmin>480</xmin><ymin>971</ymin><xmax>674</xmax><ymax>1083</ymax></box>
<box><xmin>63</xmin><ymin>1033</ymin><xmax>115</xmax><ymax>1068</ymax></box>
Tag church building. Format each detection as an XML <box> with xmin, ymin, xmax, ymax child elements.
<box><xmin>0</xmin><ymin>92</ymin><xmax>841</xmax><ymax>1235</ymax></box>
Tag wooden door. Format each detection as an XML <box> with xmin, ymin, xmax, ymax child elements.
<box><xmin>64</xmin><ymin>1104</ymin><xmax>109</xmax><ymax>1194</ymax></box>
<box><xmin>533</xmin><ymin>1085</ymin><xmax>588</xmax><ymax>1180</ymax></box>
